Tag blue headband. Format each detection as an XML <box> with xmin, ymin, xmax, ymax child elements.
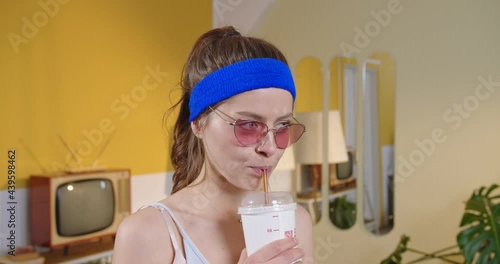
<box><xmin>188</xmin><ymin>58</ymin><xmax>296</xmax><ymax>122</ymax></box>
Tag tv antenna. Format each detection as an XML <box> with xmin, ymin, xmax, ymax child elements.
<box><xmin>91</xmin><ymin>131</ymin><xmax>115</xmax><ymax>168</ymax></box>
<box><xmin>54</xmin><ymin>130</ymin><xmax>82</xmax><ymax>167</ymax></box>
<box><xmin>54</xmin><ymin>130</ymin><xmax>113</xmax><ymax>173</ymax></box>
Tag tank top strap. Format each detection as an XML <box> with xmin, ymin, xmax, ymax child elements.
<box><xmin>140</xmin><ymin>203</ymin><xmax>186</xmax><ymax>264</ymax></box>
<box><xmin>146</xmin><ymin>203</ymin><xmax>209</xmax><ymax>264</ymax></box>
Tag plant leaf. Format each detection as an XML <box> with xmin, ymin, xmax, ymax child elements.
<box><xmin>457</xmin><ymin>184</ymin><xmax>500</xmax><ymax>263</ymax></box>
<box><xmin>329</xmin><ymin>195</ymin><xmax>356</xmax><ymax>229</ymax></box>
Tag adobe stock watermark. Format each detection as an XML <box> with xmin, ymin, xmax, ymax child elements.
<box><xmin>7</xmin><ymin>0</ymin><xmax>71</xmax><ymax>54</ymax></box>
<box><xmin>340</xmin><ymin>0</ymin><xmax>405</xmax><ymax>55</ymax></box>
<box><xmin>313</xmin><ymin>233</ymin><xmax>340</xmax><ymax>263</ymax></box>
<box><xmin>50</xmin><ymin>64</ymin><xmax>168</xmax><ymax>172</ymax></box>
<box><xmin>396</xmin><ymin>74</ymin><xmax>499</xmax><ymax>182</ymax></box>
<box><xmin>213</xmin><ymin>0</ymin><xmax>244</xmax><ymax>25</ymax></box>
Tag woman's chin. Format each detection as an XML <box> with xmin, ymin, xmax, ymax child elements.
<box><xmin>239</xmin><ymin>185</ymin><xmax>261</xmax><ymax>192</ymax></box>
<box><xmin>236</xmin><ymin>181</ymin><xmax>262</xmax><ymax>192</ymax></box>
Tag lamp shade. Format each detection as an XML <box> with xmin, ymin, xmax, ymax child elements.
<box><xmin>275</xmin><ymin>147</ymin><xmax>296</xmax><ymax>171</ymax></box>
<box><xmin>294</xmin><ymin>111</ymin><xmax>348</xmax><ymax>164</ymax></box>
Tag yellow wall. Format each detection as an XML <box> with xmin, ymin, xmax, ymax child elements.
<box><xmin>0</xmin><ymin>0</ymin><xmax>211</xmax><ymax>189</ymax></box>
<box><xmin>371</xmin><ymin>52</ymin><xmax>396</xmax><ymax>147</ymax></box>
<box><xmin>295</xmin><ymin>57</ymin><xmax>323</xmax><ymax>112</ymax></box>
<box><xmin>329</xmin><ymin>57</ymin><xmax>341</xmax><ymax>111</ymax></box>
<box><xmin>329</xmin><ymin>56</ymin><xmax>358</xmax><ymax>124</ymax></box>
<box><xmin>255</xmin><ymin>0</ymin><xmax>500</xmax><ymax>263</ymax></box>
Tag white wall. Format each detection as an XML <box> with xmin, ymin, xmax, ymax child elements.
<box><xmin>0</xmin><ymin>189</ymin><xmax>30</xmax><ymax>256</ymax></box>
<box><xmin>221</xmin><ymin>0</ymin><xmax>500</xmax><ymax>263</ymax></box>
<box><xmin>212</xmin><ymin>0</ymin><xmax>277</xmax><ymax>34</ymax></box>
<box><xmin>130</xmin><ymin>172</ymin><xmax>173</xmax><ymax>212</ymax></box>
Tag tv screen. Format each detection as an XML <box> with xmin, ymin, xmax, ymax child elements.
<box><xmin>56</xmin><ymin>179</ymin><xmax>115</xmax><ymax>237</ymax></box>
<box><xmin>336</xmin><ymin>151</ymin><xmax>353</xmax><ymax>180</ymax></box>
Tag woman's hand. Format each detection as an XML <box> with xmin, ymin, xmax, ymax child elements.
<box><xmin>237</xmin><ymin>237</ymin><xmax>304</xmax><ymax>264</ymax></box>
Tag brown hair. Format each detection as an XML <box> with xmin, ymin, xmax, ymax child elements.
<box><xmin>168</xmin><ymin>26</ymin><xmax>289</xmax><ymax>194</ymax></box>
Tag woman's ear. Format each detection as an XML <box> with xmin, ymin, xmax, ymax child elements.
<box><xmin>191</xmin><ymin>120</ymin><xmax>203</xmax><ymax>139</ymax></box>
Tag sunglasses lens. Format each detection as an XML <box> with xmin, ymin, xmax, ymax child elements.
<box><xmin>234</xmin><ymin>120</ymin><xmax>267</xmax><ymax>146</ymax></box>
<box><xmin>275</xmin><ymin>124</ymin><xmax>305</xmax><ymax>149</ymax></box>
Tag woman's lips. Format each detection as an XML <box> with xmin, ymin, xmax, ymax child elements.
<box><xmin>251</xmin><ymin>166</ymin><xmax>272</xmax><ymax>177</ymax></box>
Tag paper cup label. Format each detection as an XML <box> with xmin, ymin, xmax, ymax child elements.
<box><xmin>241</xmin><ymin>208</ymin><xmax>296</xmax><ymax>255</ymax></box>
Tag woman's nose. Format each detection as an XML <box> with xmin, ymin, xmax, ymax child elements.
<box><xmin>255</xmin><ymin>132</ymin><xmax>278</xmax><ymax>157</ymax></box>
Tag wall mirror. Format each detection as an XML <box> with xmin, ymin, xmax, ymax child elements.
<box><xmin>292</xmin><ymin>53</ymin><xmax>396</xmax><ymax>234</ymax></box>
<box><xmin>293</xmin><ymin>56</ymin><xmax>356</xmax><ymax>229</ymax></box>
<box><xmin>328</xmin><ymin>55</ymin><xmax>359</xmax><ymax>230</ymax></box>
<box><xmin>362</xmin><ymin>52</ymin><xmax>396</xmax><ymax>235</ymax></box>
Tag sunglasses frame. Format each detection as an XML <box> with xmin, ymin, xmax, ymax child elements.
<box><xmin>209</xmin><ymin>106</ymin><xmax>305</xmax><ymax>149</ymax></box>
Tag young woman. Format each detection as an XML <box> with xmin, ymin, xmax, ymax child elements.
<box><xmin>113</xmin><ymin>26</ymin><xmax>313</xmax><ymax>264</ymax></box>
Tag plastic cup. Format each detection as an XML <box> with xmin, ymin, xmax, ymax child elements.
<box><xmin>238</xmin><ymin>191</ymin><xmax>297</xmax><ymax>256</ymax></box>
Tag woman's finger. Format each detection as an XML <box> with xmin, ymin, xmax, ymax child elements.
<box><xmin>267</xmin><ymin>247</ymin><xmax>304</xmax><ymax>264</ymax></box>
<box><xmin>247</xmin><ymin>237</ymin><xmax>299</xmax><ymax>262</ymax></box>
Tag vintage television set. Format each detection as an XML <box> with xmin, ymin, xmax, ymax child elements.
<box><xmin>335</xmin><ymin>148</ymin><xmax>355</xmax><ymax>180</ymax></box>
<box><xmin>330</xmin><ymin>148</ymin><xmax>356</xmax><ymax>190</ymax></box>
<box><xmin>29</xmin><ymin>169</ymin><xmax>131</xmax><ymax>250</ymax></box>
<box><xmin>297</xmin><ymin>149</ymin><xmax>356</xmax><ymax>192</ymax></box>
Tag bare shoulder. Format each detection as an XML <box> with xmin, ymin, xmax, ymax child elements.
<box><xmin>112</xmin><ymin>206</ymin><xmax>173</xmax><ymax>264</ymax></box>
<box><xmin>295</xmin><ymin>204</ymin><xmax>314</xmax><ymax>263</ymax></box>
<box><xmin>296</xmin><ymin>204</ymin><xmax>313</xmax><ymax>230</ymax></box>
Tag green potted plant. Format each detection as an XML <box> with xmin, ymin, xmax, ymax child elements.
<box><xmin>381</xmin><ymin>184</ymin><xmax>500</xmax><ymax>264</ymax></box>
<box><xmin>329</xmin><ymin>195</ymin><xmax>356</xmax><ymax>229</ymax></box>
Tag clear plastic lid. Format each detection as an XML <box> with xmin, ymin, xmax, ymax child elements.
<box><xmin>238</xmin><ymin>191</ymin><xmax>297</xmax><ymax>215</ymax></box>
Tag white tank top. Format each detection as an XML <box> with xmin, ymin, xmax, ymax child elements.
<box><xmin>143</xmin><ymin>203</ymin><xmax>210</xmax><ymax>264</ymax></box>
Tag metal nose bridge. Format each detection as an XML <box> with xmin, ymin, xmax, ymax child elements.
<box><xmin>257</xmin><ymin>126</ymin><xmax>280</xmax><ymax>144</ymax></box>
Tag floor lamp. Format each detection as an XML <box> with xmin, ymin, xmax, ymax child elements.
<box><xmin>268</xmin><ymin>147</ymin><xmax>296</xmax><ymax>192</ymax></box>
<box><xmin>294</xmin><ymin>110</ymin><xmax>348</xmax><ymax>222</ymax></box>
